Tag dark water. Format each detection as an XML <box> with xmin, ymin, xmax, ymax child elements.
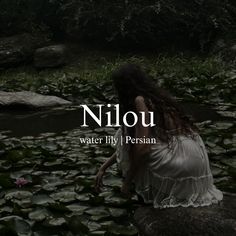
<box><xmin>0</xmin><ymin>103</ymin><xmax>230</xmax><ymax>137</ymax></box>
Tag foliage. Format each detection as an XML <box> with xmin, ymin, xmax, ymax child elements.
<box><xmin>0</xmin><ymin>0</ymin><xmax>61</xmax><ymax>37</ymax></box>
<box><xmin>0</xmin><ymin>0</ymin><xmax>236</xmax><ymax>49</ymax></box>
<box><xmin>60</xmin><ymin>0</ymin><xmax>236</xmax><ymax>50</ymax></box>
<box><xmin>0</xmin><ymin>53</ymin><xmax>235</xmax><ymax>106</ymax></box>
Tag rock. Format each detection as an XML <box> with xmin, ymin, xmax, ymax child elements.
<box><xmin>0</xmin><ymin>34</ymin><xmax>47</xmax><ymax>67</ymax></box>
<box><xmin>134</xmin><ymin>194</ymin><xmax>236</xmax><ymax>236</ymax></box>
<box><xmin>0</xmin><ymin>91</ymin><xmax>71</xmax><ymax>109</ymax></box>
<box><xmin>212</xmin><ymin>38</ymin><xmax>236</xmax><ymax>63</ymax></box>
<box><xmin>34</xmin><ymin>44</ymin><xmax>67</xmax><ymax>68</ymax></box>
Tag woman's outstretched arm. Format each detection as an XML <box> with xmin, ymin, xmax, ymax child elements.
<box><xmin>95</xmin><ymin>152</ymin><xmax>117</xmax><ymax>192</ymax></box>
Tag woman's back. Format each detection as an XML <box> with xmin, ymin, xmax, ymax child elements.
<box><xmin>111</xmin><ymin>63</ymin><xmax>223</xmax><ymax>208</ymax></box>
<box><xmin>115</xmin><ymin>128</ymin><xmax>223</xmax><ymax>208</ymax></box>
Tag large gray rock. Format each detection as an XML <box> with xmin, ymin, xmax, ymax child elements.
<box><xmin>0</xmin><ymin>34</ymin><xmax>47</xmax><ymax>67</ymax></box>
<box><xmin>134</xmin><ymin>194</ymin><xmax>236</xmax><ymax>236</ymax></box>
<box><xmin>34</xmin><ymin>44</ymin><xmax>67</xmax><ymax>68</ymax></box>
<box><xmin>0</xmin><ymin>91</ymin><xmax>71</xmax><ymax>109</ymax></box>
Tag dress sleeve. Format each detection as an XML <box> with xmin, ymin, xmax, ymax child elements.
<box><xmin>112</xmin><ymin>128</ymin><xmax>130</xmax><ymax>177</ymax></box>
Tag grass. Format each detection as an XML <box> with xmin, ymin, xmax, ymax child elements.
<box><xmin>0</xmin><ymin>50</ymin><xmax>228</xmax><ymax>89</ymax></box>
<box><xmin>1</xmin><ymin>49</ymin><xmax>235</xmax><ymax>106</ymax></box>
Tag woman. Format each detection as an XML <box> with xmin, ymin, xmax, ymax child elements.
<box><xmin>95</xmin><ymin>64</ymin><xmax>223</xmax><ymax>208</ymax></box>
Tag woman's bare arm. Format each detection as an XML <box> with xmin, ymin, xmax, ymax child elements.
<box><xmin>95</xmin><ymin>152</ymin><xmax>117</xmax><ymax>192</ymax></box>
<box><xmin>99</xmin><ymin>152</ymin><xmax>117</xmax><ymax>171</ymax></box>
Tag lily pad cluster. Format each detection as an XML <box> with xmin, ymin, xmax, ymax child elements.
<box><xmin>0</xmin><ymin>104</ymin><xmax>235</xmax><ymax>235</ymax></box>
<box><xmin>197</xmin><ymin>120</ymin><xmax>236</xmax><ymax>193</ymax></box>
<box><xmin>0</xmin><ymin>127</ymin><xmax>139</xmax><ymax>235</ymax></box>
<box><xmin>162</xmin><ymin>70</ymin><xmax>236</xmax><ymax>106</ymax></box>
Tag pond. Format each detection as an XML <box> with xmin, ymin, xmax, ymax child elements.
<box><xmin>0</xmin><ymin>103</ymin><xmax>235</xmax><ymax>235</ymax></box>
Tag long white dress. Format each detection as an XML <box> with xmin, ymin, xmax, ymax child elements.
<box><xmin>113</xmin><ymin>128</ymin><xmax>223</xmax><ymax>208</ymax></box>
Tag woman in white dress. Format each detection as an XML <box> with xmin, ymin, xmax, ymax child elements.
<box><xmin>95</xmin><ymin>64</ymin><xmax>223</xmax><ymax>208</ymax></box>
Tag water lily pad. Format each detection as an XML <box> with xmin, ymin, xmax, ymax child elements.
<box><xmin>94</xmin><ymin>156</ymin><xmax>109</xmax><ymax>163</ymax></box>
<box><xmin>209</xmin><ymin>145</ymin><xmax>226</xmax><ymax>155</ymax></box>
<box><xmin>105</xmin><ymin>195</ymin><xmax>129</xmax><ymax>206</ymax></box>
<box><xmin>209</xmin><ymin>155</ymin><xmax>225</xmax><ymax>161</ymax></box>
<box><xmin>10</xmin><ymin>169</ymin><xmax>33</xmax><ymax>179</ymax></box>
<box><xmin>221</xmin><ymin>158</ymin><xmax>236</xmax><ymax>169</ymax></box>
<box><xmin>80</xmin><ymin>166</ymin><xmax>97</xmax><ymax>175</ymax></box>
<box><xmin>86</xmin><ymin>221</ymin><xmax>101</xmax><ymax>231</ymax></box>
<box><xmin>4</xmin><ymin>149</ymin><xmax>26</xmax><ymax>163</ymax></box>
<box><xmin>5</xmin><ymin>190</ymin><xmax>33</xmax><ymax>201</ymax></box>
<box><xmin>108</xmin><ymin>207</ymin><xmax>127</xmax><ymax>218</ymax></box>
<box><xmin>217</xmin><ymin>111</ymin><xmax>236</xmax><ymax>119</ymax></box>
<box><xmin>100</xmin><ymin>220</ymin><xmax>114</xmax><ymax>227</ymax></box>
<box><xmin>0</xmin><ymin>199</ymin><xmax>6</xmax><ymax>206</ymax></box>
<box><xmin>3</xmin><ymin>189</ymin><xmax>32</xmax><ymax>208</ymax></box>
<box><xmin>66</xmin><ymin>203</ymin><xmax>89</xmax><ymax>214</ymax></box>
<box><xmin>41</xmin><ymin>143</ymin><xmax>58</xmax><ymax>152</ymax></box>
<box><xmin>76</xmin><ymin>193</ymin><xmax>92</xmax><ymax>202</ymax></box>
<box><xmin>223</xmin><ymin>138</ymin><xmax>234</xmax><ymax>146</ymax></box>
<box><xmin>211</xmin><ymin>166</ymin><xmax>225</xmax><ymax>177</ymax></box>
<box><xmin>42</xmin><ymin>176</ymin><xmax>66</xmax><ymax>191</ymax></box>
<box><xmin>103</xmin><ymin>176</ymin><xmax>122</xmax><ymax>188</ymax></box>
<box><xmin>85</xmin><ymin>206</ymin><xmax>110</xmax><ymax>221</ymax></box>
<box><xmin>39</xmin><ymin>133</ymin><xmax>56</xmax><ymax>138</ymax></box>
<box><xmin>47</xmin><ymin>217</ymin><xmax>66</xmax><ymax>227</ymax></box>
<box><xmin>76</xmin><ymin>178</ymin><xmax>94</xmax><ymax>189</ymax></box>
<box><xmin>50</xmin><ymin>191</ymin><xmax>78</xmax><ymax>203</ymax></box>
<box><xmin>107</xmin><ymin>223</ymin><xmax>138</xmax><ymax>235</ymax></box>
<box><xmin>206</xmin><ymin>135</ymin><xmax>221</xmax><ymax>144</ymax></box>
<box><xmin>90</xmin><ymin>230</ymin><xmax>106</xmax><ymax>235</ymax></box>
<box><xmin>0</xmin><ymin>160</ymin><xmax>11</xmax><ymax>171</ymax></box>
<box><xmin>65</xmin><ymin>170</ymin><xmax>80</xmax><ymax>179</ymax></box>
<box><xmin>0</xmin><ymin>206</ymin><xmax>13</xmax><ymax>214</ymax></box>
<box><xmin>32</xmin><ymin>194</ymin><xmax>55</xmax><ymax>206</ymax></box>
<box><xmin>214</xmin><ymin>122</ymin><xmax>234</xmax><ymax>130</ymax></box>
<box><xmin>44</xmin><ymin>159</ymin><xmax>63</xmax><ymax>167</ymax></box>
<box><xmin>29</xmin><ymin>208</ymin><xmax>50</xmax><ymax>222</ymax></box>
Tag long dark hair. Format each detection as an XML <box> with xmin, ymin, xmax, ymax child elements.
<box><xmin>112</xmin><ymin>63</ymin><xmax>198</xmax><ymax>143</ymax></box>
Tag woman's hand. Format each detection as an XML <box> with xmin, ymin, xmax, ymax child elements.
<box><xmin>94</xmin><ymin>153</ymin><xmax>117</xmax><ymax>193</ymax></box>
<box><xmin>95</xmin><ymin>152</ymin><xmax>116</xmax><ymax>192</ymax></box>
<box><xmin>95</xmin><ymin>168</ymin><xmax>105</xmax><ymax>192</ymax></box>
<box><xmin>121</xmin><ymin>180</ymin><xmax>132</xmax><ymax>198</ymax></box>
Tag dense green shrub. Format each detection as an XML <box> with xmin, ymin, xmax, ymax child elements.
<box><xmin>0</xmin><ymin>0</ymin><xmax>236</xmax><ymax>50</ymax></box>
<box><xmin>0</xmin><ymin>0</ymin><xmax>62</xmax><ymax>37</ymax></box>
<box><xmin>60</xmin><ymin>0</ymin><xmax>236</xmax><ymax>50</ymax></box>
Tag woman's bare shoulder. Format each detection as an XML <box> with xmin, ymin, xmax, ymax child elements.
<box><xmin>134</xmin><ymin>96</ymin><xmax>148</xmax><ymax>111</ymax></box>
